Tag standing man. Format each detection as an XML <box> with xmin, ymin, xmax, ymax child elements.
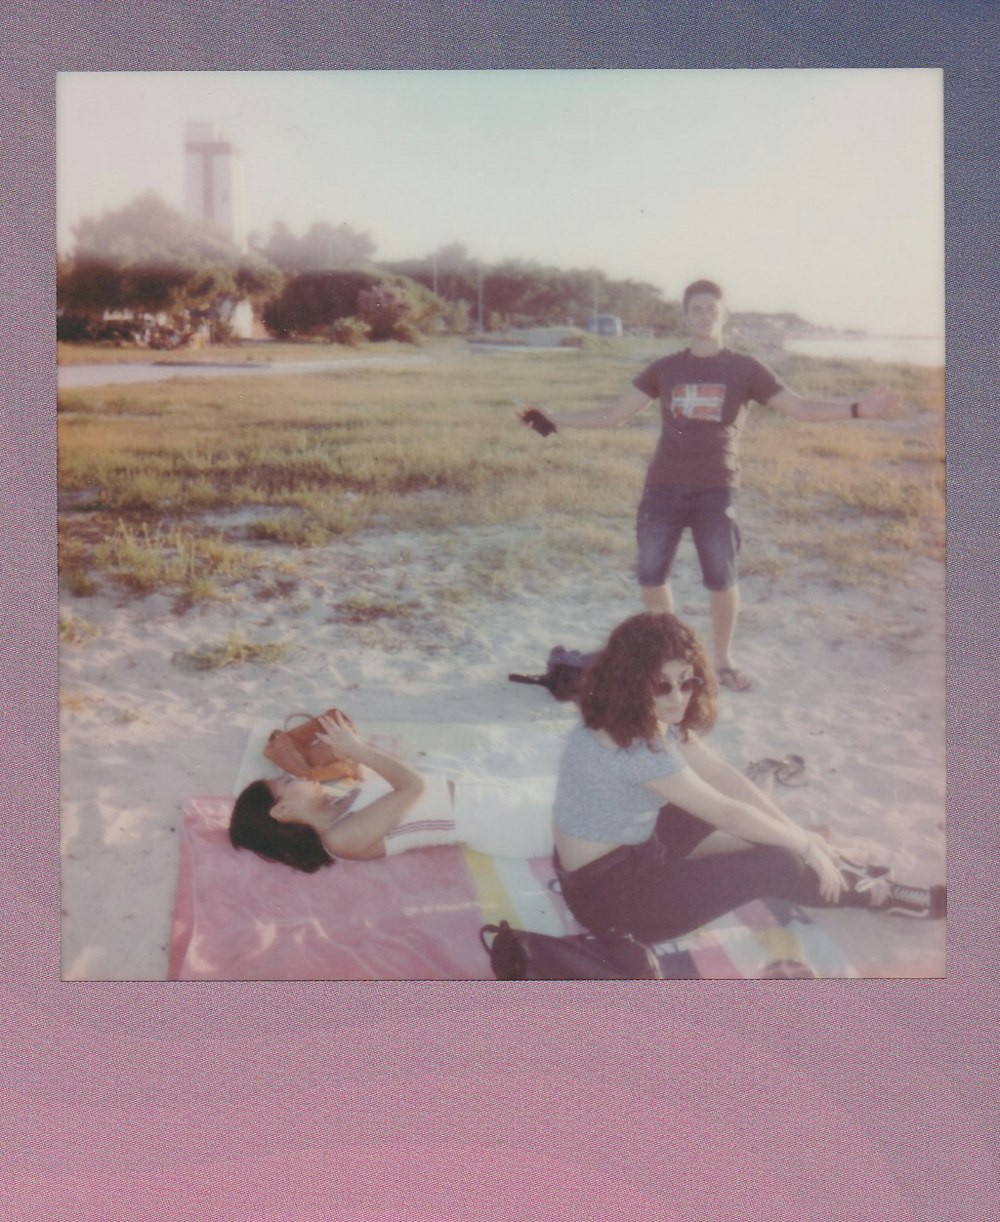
<box><xmin>519</xmin><ymin>279</ymin><xmax>900</xmax><ymax>691</ymax></box>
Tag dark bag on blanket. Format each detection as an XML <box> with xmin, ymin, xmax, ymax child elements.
<box><xmin>508</xmin><ymin>645</ymin><xmax>598</xmax><ymax>703</ymax></box>
<box><xmin>480</xmin><ymin>920</ymin><xmax>664</xmax><ymax>980</ymax></box>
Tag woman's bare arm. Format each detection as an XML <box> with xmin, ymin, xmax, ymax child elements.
<box><xmin>679</xmin><ymin>734</ymin><xmax>795</xmax><ymax>825</ymax></box>
<box><xmin>313</xmin><ymin>713</ymin><xmax>427</xmax><ymax>859</ymax></box>
<box><xmin>644</xmin><ymin>765</ymin><xmax>844</xmax><ymax>901</ymax></box>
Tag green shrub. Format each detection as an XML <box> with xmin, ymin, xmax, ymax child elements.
<box><xmin>327</xmin><ymin>317</ymin><xmax>371</xmax><ymax>347</ymax></box>
<box><xmin>357</xmin><ymin>277</ymin><xmax>443</xmax><ymax>341</ymax></box>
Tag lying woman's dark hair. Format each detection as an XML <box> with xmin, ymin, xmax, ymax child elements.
<box><xmin>578</xmin><ymin>612</ymin><xmax>717</xmax><ymax>747</ymax></box>
<box><xmin>229</xmin><ymin>780</ymin><xmax>335</xmax><ymax>873</ymax></box>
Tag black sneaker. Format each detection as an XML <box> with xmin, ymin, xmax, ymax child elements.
<box><xmin>837</xmin><ymin>857</ymin><xmax>890</xmax><ymax>891</ymax></box>
<box><xmin>840</xmin><ymin>860</ymin><xmax>946</xmax><ymax>919</ymax></box>
<box><xmin>875</xmin><ymin>881</ymin><xmax>947</xmax><ymax>920</ymax></box>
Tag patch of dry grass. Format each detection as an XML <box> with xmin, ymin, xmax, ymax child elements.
<box><xmin>58</xmin><ymin>612</ymin><xmax>98</xmax><ymax>645</ymax></box>
<box><xmin>86</xmin><ymin>522</ymin><xmax>264</xmax><ymax>600</ymax></box>
<box><xmin>58</xmin><ymin>339</ymin><xmax>944</xmax><ymax>604</ymax></box>
<box><xmin>741</xmin><ymin>360</ymin><xmax>944</xmax><ymax>581</ymax></box>
<box><xmin>171</xmin><ymin>630</ymin><xmax>292</xmax><ymax>671</ymax></box>
<box><xmin>59</xmin><ymin>690</ymin><xmax>94</xmax><ymax>712</ymax></box>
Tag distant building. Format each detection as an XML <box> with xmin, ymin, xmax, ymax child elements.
<box><xmin>184</xmin><ymin>121</ymin><xmax>246</xmax><ymax>252</ymax></box>
<box><xmin>184</xmin><ymin>121</ymin><xmax>255</xmax><ymax>339</ymax></box>
<box><xmin>588</xmin><ymin>313</ymin><xmax>623</xmax><ymax>337</ymax></box>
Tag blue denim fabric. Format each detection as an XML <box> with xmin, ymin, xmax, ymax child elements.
<box><xmin>635</xmin><ymin>485</ymin><xmax>741</xmax><ymax>591</ymax></box>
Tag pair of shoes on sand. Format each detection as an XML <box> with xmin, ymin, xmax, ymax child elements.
<box><xmin>745</xmin><ymin>754</ymin><xmax>808</xmax><ymax>788</ymax></box>
<box><xmin>839</xmin><ymin>858</ymin><xmax>946</xmax><ymax>920</ymax></box>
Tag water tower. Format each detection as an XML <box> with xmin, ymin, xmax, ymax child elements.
<box><xmin>184</xmin><ymin>121</ymin><xmax>246</xmax><ymax>251</ymax></box>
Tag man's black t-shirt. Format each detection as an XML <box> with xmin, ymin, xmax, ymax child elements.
<box><xmin>633</xmin><ymin>348</ymin><xmax>786</xmax><ymax>489</ymax></box>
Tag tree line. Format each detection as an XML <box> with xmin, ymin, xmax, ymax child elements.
<box><xmin>57</xmin><ymin>193</ymin><xmax>685</xmax><ymax>346</ymax></box>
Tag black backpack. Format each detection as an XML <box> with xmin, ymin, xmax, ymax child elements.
<box><xmin>508</xmin><ymin>645</ymin><xmax>598</xmax><ymax>703</ymax></box>
<box><xmin>481</xmin><ymin>920</ymin><xmax>677</xmax><ymax>980</ymax></box>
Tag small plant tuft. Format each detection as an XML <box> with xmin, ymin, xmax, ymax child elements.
<box><xmin>172</xmin><ymin>630</ymin><xmax>292</xmax><ymax>671</ymax></box>
<box><xmin>59</xmin><ymin>613</ymin><xmax>98</xmax><ymax>644</ymax></box>
<box><xmin>336</xmin><ymin>594</ymin><xmax>420</xmax><ymax>623</ymax></box>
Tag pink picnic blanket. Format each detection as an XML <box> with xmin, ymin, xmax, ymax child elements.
<box><xmin>172</xmin><ymin>794</ymin><xmax>942</xmax><ymax>980</ymax></box>
<box><xmin>170</xmin><ymin>796</ymin><xmax>497</xmax><ymax>979</ymax></box>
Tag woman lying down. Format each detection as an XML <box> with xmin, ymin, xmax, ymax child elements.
<box><xmin>230</xmin><ymin>710</ymin><xmax>555</xmax><ymax>871</ymax></box>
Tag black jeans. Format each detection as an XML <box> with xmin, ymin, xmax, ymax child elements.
<box><xmin>554</xmin><ymin>804</ymin><xmax>837</xmax><ymax>943</ymax></box>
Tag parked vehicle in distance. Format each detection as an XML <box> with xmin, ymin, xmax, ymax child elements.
<box><xmin>588</xmin><ymin>313</ymin><xmax>623</xmax><ymax>337</ymax></box>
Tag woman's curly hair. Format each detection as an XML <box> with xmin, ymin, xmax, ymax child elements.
<box><xmin>578</xmin><ymin>613</ymin><xmax>717</xmax><ymax>747</ymax></box>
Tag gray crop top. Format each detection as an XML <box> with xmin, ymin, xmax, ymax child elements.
<box><xmin>553</xmin><ymin>720</ymin><xmax>688</xmax><ymax>845</ymax></box>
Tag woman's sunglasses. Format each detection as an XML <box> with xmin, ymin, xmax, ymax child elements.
<box><xmin>652</xmin><ymin>675</ymin><xmax>704</xmax><ymax>697</ymax></box>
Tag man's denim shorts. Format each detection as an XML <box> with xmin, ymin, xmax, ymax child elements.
<box><xmin>635</xmin><ymin>484</ymin><xmax>740</xmax><ymax>591</ymax></box>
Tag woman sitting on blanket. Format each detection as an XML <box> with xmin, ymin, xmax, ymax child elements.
<box><xmin>552</xmin><ymin>611</ymin><xmax>946</xmax><ymax>942</ymax></box>
<box><xmin>229</xmin><ymin>711</ymin><xmax>555</xmax><ymax>871</ymax></box>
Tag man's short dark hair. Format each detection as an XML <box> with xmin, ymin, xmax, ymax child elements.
<box><xmin>682</xmin><ymin>279</ymin><xmax>724</xmax><ymax>310</ymax></box>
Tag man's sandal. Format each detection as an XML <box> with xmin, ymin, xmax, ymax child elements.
<box><xmin>745</xmin><ymin>754</ymin><xmax>808</xmax><ymax>787</ymax></box>
<box><xmin>718</xmin><ymin>665</ymin><xmax>752</xmax><ymax>692</ymax></box>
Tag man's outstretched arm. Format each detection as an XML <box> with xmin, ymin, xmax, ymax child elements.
<box><xmin>767</xmin><ymin>386</ymin><xmax>902</xmax><ymax>421</ymax></box>
<box><xmin>519</xmin><ymin>386</ymin><xmax>652</xmax><ymax>433</ymax></box>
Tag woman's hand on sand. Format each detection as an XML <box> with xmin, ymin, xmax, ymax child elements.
<box><xmin>317</xmin><ymin>711</ymin><xmax>363</xmax><ymax>759</ymax></box>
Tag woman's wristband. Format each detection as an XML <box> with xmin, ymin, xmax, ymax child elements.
<box><xmin>850</xmin><ymin>401</ymin><xmax>861</xmax><ymax>419</ymax></box>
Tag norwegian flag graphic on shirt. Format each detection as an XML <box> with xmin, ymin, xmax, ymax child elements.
<box><xmin>669</xmin><ymin>383</ymin><xmax>726</xmax><ymax>422</ymax></box>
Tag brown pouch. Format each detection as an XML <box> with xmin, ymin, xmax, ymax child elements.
<box><xmin>262</xmin><ymin>709</ymin><xmax>363</xmax><ymax>783</ymax></box>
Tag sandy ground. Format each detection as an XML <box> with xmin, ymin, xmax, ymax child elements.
<box><xmin>59</xmin><ymin>526</ymin><xmax>946</xmax><ymax>980</ymax></box>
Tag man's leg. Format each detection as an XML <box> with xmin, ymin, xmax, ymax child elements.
<box><xmin>710</xmin><ymin>584</ymin><xmax>745</xmax><ymax>677</ymax></box>
<box><xmin>692</xmin><ymin>490</ymin><xmax>751</xmax><ymax>691</ymax></box>
<box><xmin>636</xmin><ymin>486</ymin><xmax>685</xmax><ymax>613</ymax></box>
<box><xmin>641</xmin><ymin>583</ymin><xmax>674</xmax><ymax>613</ymax></box>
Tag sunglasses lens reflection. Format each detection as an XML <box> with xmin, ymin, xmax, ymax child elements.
<box><xmin>654</xmin><ymin>676</ymin><xmax>702</xmax><ymax>696</ymax></box>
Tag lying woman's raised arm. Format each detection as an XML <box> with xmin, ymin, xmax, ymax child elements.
<box><xmin>312</xmin><ymin>713</ymin><xmax>427</xmax><ymax>859</ymax></box>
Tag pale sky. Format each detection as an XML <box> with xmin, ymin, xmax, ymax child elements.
<box><xmin>57</xmin><ymin>70</ymin><xmax>944</xmax><ymax>335</ymax></box>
